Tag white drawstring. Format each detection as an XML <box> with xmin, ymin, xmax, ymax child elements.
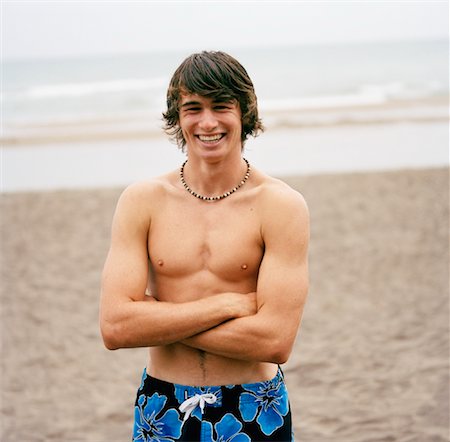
<box><xmin>179</xmin><ymin>392</ymin><xmax>218</xmax><ymax>422</ymax></box>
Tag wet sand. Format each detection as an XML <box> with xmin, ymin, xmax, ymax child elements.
<box><xmin>1</xmin><ymin>167</ymin><xmax>448</xmax><ymax>441</ymax></box>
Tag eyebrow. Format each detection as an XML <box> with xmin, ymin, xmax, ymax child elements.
<box><xmin>180</xmin><ymin>100</ymin><xmax>201</xmax><ymax>108</ymax></box>
<box><xmin>180</xmin><ymin>97</ymin><xmax>235</xmax><ymax>108</ymax></box>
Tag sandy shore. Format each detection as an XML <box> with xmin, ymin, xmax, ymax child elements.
<box><xmin>1</xmin><ymin>167</ymin><xmax>448</xmax><ymax>441</ymax></box>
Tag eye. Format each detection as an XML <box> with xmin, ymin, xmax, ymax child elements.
<box><xmin>184</xmin><ymin>107</ymin><xmax>201</xmax><ymax>113</ymax></box>
<box><xmin>214</xmin><ymin>104</ymin><xmax>231</xmax><ymax>110</ymax></box>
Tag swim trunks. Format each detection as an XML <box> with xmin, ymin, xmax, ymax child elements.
<box><xmin>132</xmin><ymin>367</ymin><xmax>293</xmax><ymax>441</ymax></box>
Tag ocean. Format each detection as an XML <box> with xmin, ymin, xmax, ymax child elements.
<box><xmin>2</xmin><ymin>40</ymin><xmax>449</xmax><ymax>191</ymax></box>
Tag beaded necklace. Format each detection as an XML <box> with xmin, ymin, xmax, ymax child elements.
<box><xmin>179</xmin><ymin>158</ymin><xmax>250</xmax><ymax>201</ymax></box>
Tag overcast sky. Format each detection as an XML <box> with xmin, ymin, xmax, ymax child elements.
<box><xmin>2</xmin><ymin>1</ymin><xmax>449</xmax><ymax>60</ymax></box>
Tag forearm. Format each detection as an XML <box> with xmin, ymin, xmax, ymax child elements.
<box><xmin>182</xmin><ymin>312</ymin><xmax>297</xmax><ymax>364</ymax></box>
<box><xmin>101</xmin><ymin>294</ymin><xmax>239</xmax><ymax>349</ymax></box>
<box><xmin>100</xmin><ymin>291</ymin><xmax>256</xmax><ymax>350</ymax></box>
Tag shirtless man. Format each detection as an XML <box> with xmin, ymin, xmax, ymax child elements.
<box><xmin>100</xmin><ymin>51</ymin><xmax>309</xmax><ymax>441</ymax></box>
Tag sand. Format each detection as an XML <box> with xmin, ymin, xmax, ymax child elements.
<box><xmin>1</xmin><ymin>167</ymin><xmax>448</xmax><ymax>441</ymax></box>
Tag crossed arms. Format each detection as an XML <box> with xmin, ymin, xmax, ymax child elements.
<box><xmin>100</xmin><ymin>182</ymin><xmax>309</xmax><ymax>364</ymax></box>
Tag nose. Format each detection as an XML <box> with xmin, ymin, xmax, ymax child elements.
<box><xmin>198</xmin><ymin>108</ymin><xmax>218</xmax><ymax>132</ymax></box>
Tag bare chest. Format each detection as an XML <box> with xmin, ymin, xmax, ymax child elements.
<box><xmin>148</xmin><ymin>198</ymin><xmax>264</xmax><ymax>282</ymax></box>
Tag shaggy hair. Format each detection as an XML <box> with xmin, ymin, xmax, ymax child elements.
<box><xmin>162</xmin><ymin>51</ymin><xmax>264</xmax><ymax>150</ymax></box>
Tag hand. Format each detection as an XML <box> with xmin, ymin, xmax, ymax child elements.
<box><xmin>229</xmin><ymin>291</ymin><xmax>258</xmax><ymax>318</ymax></box>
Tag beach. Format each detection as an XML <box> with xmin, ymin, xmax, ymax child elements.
<box><xmin>1</xmin><ymin>165</ymin><xmax>448</xmax><ymax>441</ymax></box>
<box><xmin>2</xmin><ymin>38</ymin><xmax>449</xmax><ymax>441</ymax></box>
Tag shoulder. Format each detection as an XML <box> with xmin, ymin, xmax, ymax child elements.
<box><xmin>113</xmin><ymin>170</ymin><xmax>178</xmax><ymax>224</ymax></box>
<box><xmin>254</xmin><ymin>170</ymin><xmax>309</xmax><ymax>220</ymax></box>
<box><xmin>116</xmin><ymin>171</ymin><xmax>177</xmax><ymax>210</ymax></box>
<box><xmin>251</xmin><ymin>170</ymin><xmax>309</xmax><ymax>244</ymax></box>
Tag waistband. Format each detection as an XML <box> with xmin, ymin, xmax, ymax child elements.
<box><xmin>142</xmin><ymin>366</ymin><xmax>285</xmax><ymax>396</ymax></box>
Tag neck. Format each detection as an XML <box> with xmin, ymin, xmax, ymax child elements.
<box><xmin>181</xmin><ymin>155</ymin><xmax>250</xmax><ymax>200</ymax></box>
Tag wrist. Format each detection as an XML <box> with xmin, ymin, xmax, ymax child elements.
<box><xmin>216</xmin><ymin>292</ymin><xmax>240</xmax><ymax>320</ymax></box>
<box><xmin>218</xmin><ymin>292</ymin><xmax>256</xmax><ymax>319</ymax></box>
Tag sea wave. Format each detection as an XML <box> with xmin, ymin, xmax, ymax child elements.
<box><xmin>17</xmin><ymin>77</ymin><xmax>167</xmax><ymax>99</ymax></box>
<box><xmin>260</xmin><ymin>81</ymin><xmax>446</xmax><ymax>112</ymax></box>
<box><xmin>2</xmin><ymin>95</ymin><xmax>448</xmax><ymax>146</ymax></box>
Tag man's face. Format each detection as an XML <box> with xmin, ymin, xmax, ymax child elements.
<box><xmin>178</xmin><ymin>93</ymin><xmax>242</xmax><ymax>161</ymax></box>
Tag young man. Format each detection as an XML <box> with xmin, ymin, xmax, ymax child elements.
<box><xmin>100</xmin><ymin>51</ymin><xmax>309</xmax><ymax>441</ymax></box>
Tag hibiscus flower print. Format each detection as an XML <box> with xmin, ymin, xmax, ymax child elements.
<box><xmin>133</xmin><ymin>392</ymin><xmax>183</xmax><ymax>441</ymax></box>
<box><xmin>203</xmin><ymin>413</ymin><xmax>251</xmax><ymax>442</ymax></box>
<box><xmin>238</xmin><ymin>375</ymin><xmax>289</xmax><ymax>436</ymax></box>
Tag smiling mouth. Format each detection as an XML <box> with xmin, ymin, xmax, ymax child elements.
<box><xmin>197</xmin><ymin>134</ymin><xmax>224</xmax><ymax>143</ymax></box>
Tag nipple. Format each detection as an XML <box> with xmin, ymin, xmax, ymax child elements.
<box><xmin>157</xmin><ymin>259</ymin><xmax>164</xmax><ymax>266</ymax></box>
<box><xmin>240</xmin><ymin>264</ymin><xmax>248</xmax><ymax>270</ymax></box>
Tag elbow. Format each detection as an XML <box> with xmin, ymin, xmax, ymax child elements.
<box><xmin>264</xmin><ymin>338</ymin><xmax>294</xmax><ymax>365</ymax></box>
<box><xmin>268</xmin><ymin>347</ymin><xmax>291</xmax><ymax>365</ymax></box>
<box><xmin>102</xmin><ymin>336</ymin><xmax>120</xmax><ymax>351</ymax></box>
<box><xmin>100</xmin><ymin>319</ymin><xmax>124</xmax><ymax>351</ymax></box>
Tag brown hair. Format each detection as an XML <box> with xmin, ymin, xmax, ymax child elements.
<box><xmin>162</xmin><ymin>51</ymin><xmax>264</xmax><ymax>150</ymax></box>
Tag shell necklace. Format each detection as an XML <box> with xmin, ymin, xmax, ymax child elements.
<box><xmin>180</xmin><ymin>158</ymin><xmax>250</xmax><ymax>201</ymax></box>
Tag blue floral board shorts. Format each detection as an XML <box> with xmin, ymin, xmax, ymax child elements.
<box><xmin>133</xmin><ymin>367</ymin><xmax>293</xmax><ymax>442</ymax></box>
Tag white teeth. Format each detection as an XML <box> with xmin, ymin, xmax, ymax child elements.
<box><xmin>198</xmin><ymin>134</ymin><xmax>223</xmax><ymax>142</ymax></box>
